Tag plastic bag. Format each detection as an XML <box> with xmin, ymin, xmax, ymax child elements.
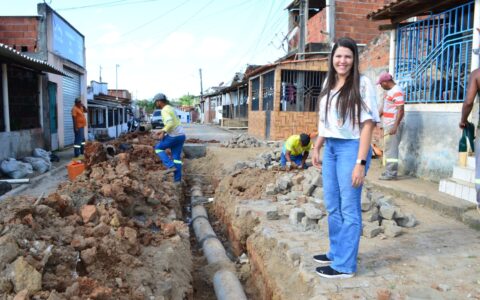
<box><xmin>33</xmin><ymin>148</ymin><xmax>51</xmax><ymax>163</ymax></box>
<box><xmin>0</xmin><ymin>158</ymin><xmax>33</xmax><ymax>179</ymax></box>
<box><xmin>23</xmin><ymin>157</ymin><xmax>51</xmax><ymax>174</ymax></box>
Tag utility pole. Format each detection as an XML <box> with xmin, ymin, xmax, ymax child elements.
<box><xmin>199</xmin><ymin>68</ymin><xmax>204</xmax><ymax>100</ymax></box>
<box><xmin>296</xmin><ymin>0</ymin><xmax>307</xmax><ymax>111</ymax></box>
<box><xmin>99</xmin><ymin>65</ymin><xmax>102</xmax><ymax>82</ymax></box>
<box><xmin>115</xmin><ymin>64</ymin><xmax>119</xmax><ymax>100</ymax></box>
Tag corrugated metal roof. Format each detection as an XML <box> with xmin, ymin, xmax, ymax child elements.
<box><xmin>0</xmin><ymin>43</ymin><xmax>68</xmax><ymax>76</ymax></box>
<box><xmin>367</xmin><ymin>0</ymin><xmax>472</xmax><ymax>23</ymax></box>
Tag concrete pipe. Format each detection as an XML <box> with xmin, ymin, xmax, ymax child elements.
<box><xmin>191</xmin><ymin>185</ymin><xmax>247</xmax><ymax>300</ymax></box>
<box><xmin>105</xmin><ymin>144</ymin><xmax>116</xmax><ymax>158</ymax></box>
<box><xmin>139</xmin><ymin>123</ymin><xmax>152</xmax><ymax>132</ymax></box>
<box><xmin>213</xmin><ymin>269</ymin><xmax>247</xmax><ymax>300</ymax></box>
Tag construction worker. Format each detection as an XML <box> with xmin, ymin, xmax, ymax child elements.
<box><xmin>377</xmin><ymin>72</ymin><xmax>405</xmax><ymax>180</ymax></box>
<box><xmin>460</xmin><ymin>66</ymin><xmax>480</xmax><ymax>212</ymax></box>
<box><xmin>153</xmin><ymin>93</ymin><xmax>186</xmax><ymax>182</ymax></box>
<box><xmin>72</xmin><ymin>97</ymin><xmax>87</xmax><ymax>159</ymax></box>
<box><xmin>281</xmin><ymin>133</ymin><xmax>312</xmax><ymax>169</ymax></box>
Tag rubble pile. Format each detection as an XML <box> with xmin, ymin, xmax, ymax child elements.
<box><xmin>258</xmin><ymin>167</ymin><xmax>418</xmax><ymax>236</ymax></box>
<box><xmin>360</xmin><ymin>187</ymin><xmax>418</xmax><ymax>238</ymax></box>
<box><xmin>233</xmin><ymin>148</ymin><xmax>284</xmax><ymax>170</ymax></box>
<box><xmin>221</xmin><ymin>134</ymin><xmax>264</xmax><ymax>148</ymax></box>
<box><xmin>0</xmin><ymin>134</ymin><xmax>192</xmax><ymax>299</ymax></box>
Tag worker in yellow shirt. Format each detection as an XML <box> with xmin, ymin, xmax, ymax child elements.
<box><xmin>153</xmin><ymin>93</ymin><xmax>186</xmax><ymax>182</ymax></box>
<box><xmin>281</xmin><ymin>133</ymin><xmax>312</xmax><ymax>169</ymax></box>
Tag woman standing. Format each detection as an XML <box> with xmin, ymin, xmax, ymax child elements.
<box><xmin>312</xmin><ymin>37</ymin><xmax>379</xmax><ymax>278</ymax></box>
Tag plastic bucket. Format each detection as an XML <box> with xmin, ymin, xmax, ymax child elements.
<box><xmin>67</xmin><ymin>161</ymin><xmax>85</xmax><ymax>181</ymax></box>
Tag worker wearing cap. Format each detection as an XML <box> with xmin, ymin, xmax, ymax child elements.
<box><xmin>377</xmin><ymin>72</ymin><xmax>405</xmax><ymax>180</ymax></box>
<box><xmin>281</xmin><ymin>133</ymin><xmax>312</xmax><ymax>169</ymax></box>
<box><xmin>153</xmin><ymin>93</ymin><xmax>186</xmax><ymax>182</ymax></box>
<box><xmin>72</xmin><ymin>97</ymin><xmax>87</xmax><ymax>158</ymax></box>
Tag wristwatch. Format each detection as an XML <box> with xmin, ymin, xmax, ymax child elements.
<box><xmin>356</xmin><ymin>159</ymin><xmax>367</xmax><ymax>166</ymax></box>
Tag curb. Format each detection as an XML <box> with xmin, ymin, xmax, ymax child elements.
<box><xmin>0</xmin><ymin>160</ymin><xmax>70</xmax><ymax>201</ymax></box>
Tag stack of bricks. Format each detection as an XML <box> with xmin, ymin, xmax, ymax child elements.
<box><xmin>0</xmin><ymin>17</ymin><xmax>39</xmax><ymax>52</ymax></box>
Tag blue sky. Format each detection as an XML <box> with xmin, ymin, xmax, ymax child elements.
<box><xmin>4</xmin><ymin>0</ymin><xmax>291</xmax><ymax>100</ymax></box>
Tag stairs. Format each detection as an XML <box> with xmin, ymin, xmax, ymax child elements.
<box><xmin>439</xmin><ymin>156</ymin><xmax>476</xmax><ymax>204</ymax></box>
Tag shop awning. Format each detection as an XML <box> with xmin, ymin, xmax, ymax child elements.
<box><xmin>0</xmin><ymin>43</ymin><xmax>68</xmax><ymax>76</ymax></box>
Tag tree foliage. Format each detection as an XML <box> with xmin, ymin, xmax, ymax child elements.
<box><xmin>178</xmin><ymin>94</ymin><xmax>195</xmax><ymax>106</ymax></box>
<box><xmin>136</xmin><ymin>99</ymin><xmax>155</xmax><ymax>113</ymax></box>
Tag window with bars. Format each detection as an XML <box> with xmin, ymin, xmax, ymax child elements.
<box><xmin>395</xmin><ymin>1</ymin><xmax>474</xmax><ymax>103</ymax></box>
<box><xmin>251</xmin><ymin>78</ymin><xmax>259</xmax><ymax>111</ymax></box>
<box><xmin>280</xmin><ymin>70</ymin><xmax>325</xmax><ymax>112</ymax></box>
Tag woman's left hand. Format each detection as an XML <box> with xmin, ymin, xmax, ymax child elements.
<box><xmin>351</xmin><ymin>164</ymin><xmax>365</xmax><ymax>187</ymax></box>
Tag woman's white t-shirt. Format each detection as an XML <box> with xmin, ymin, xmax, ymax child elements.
<box><xmin>318</xmin><ymin>75</ymin><xmax>380</xmax><ymax>139</ymax></box>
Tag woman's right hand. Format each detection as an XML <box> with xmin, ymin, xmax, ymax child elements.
<box><xmin>312</xmin><ymin>148</ymin><xmax>321</xmax><ymax>169</ymax></box>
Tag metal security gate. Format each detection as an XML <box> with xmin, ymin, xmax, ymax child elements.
<box><xmin>62</xmin><ymin>68</ymin><xmax>81</xmax><ymax>146</ymax></box>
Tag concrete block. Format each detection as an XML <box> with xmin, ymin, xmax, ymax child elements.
<box><xmin>445</xmin><ymin>180</ymin><xmax>455</xmax><ymax>196</ymax></box>
<box><xmin>301</xmin><ymin>216</ymin><xmax>318</xmax><ymax>231</ymax></box>
<box><xmin>311</xmin><ymin>172</ymin><xmax>322</xmax><ymax>187</ymax></box>
<box><xmin>396</xmin><ymin>214</ymin><xmax>417</xmax><ymax>228</ymax></box>
<box><xmin>265</xmin><ymin>183</ymin><xmax>277</xmax><ymax>196</ymax></box>
<box><xmin>303</xmin><ymin>203</ymin><xmax>324</xmax><ymax>219</ymax></box>
<box><xmin>364</xmin><ymin>207</ymin><xmax>380</xmax><ymax>223</ymax></box>
<box><xmin>461</xmin><ymin>185</ymin><xmax>470</xmax><ymax>201</ymax></box>
<box><xmin>454</xmin><ymin>182</ymin><xmax>463</xmax><ymax>199</ymax></box>
<box><xmin>468</xmin><ymin>187</ymin><xmax>476</xmax><ymax>204</ymax></box>
<box><xmin>302</xmin><ymin>183</ymin><xmax>316</xmax><ymax>196</ymax></box>
<box><xmin>182</xmin><ymin>143</ymin><xmax>206</xmax><ymax>158</ymax></box>
<box><xmin>311</xmin><ymin>187</ymin><xmax>323</xmax><ymax>199</ymax></box>
<box><xmin>382</xmin><ymin>220</ymin><xmax>402</xmax><ymax>237</ymax></box>
<box><xmin>266</xmin><ymin>208</ymin><xmax>280</xmax><ymax>220</ymax></box>
<box><xmin>361</xmin><ymin>197</ymin><xmax>373</xmax><ymax>212</ymax></box>
<box><xmin>362</xmin><ymin>223</ymin><xmax>383</xmax><ymax>238</ymax></box>
<box><xmin>467</xmin><ymin>156</ymin><xmax>475</xmax><ymax>169</ymax></box>
<box><xmin>379</xmin><ymin>204</ymin><xmax>396</xmax><ymax>220</ymax></box>
<box><xmin>289</xmin><ymin>208</ymin><xmax>305</xmax><ymax>225</ymax></box>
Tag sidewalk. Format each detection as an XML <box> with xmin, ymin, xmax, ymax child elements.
<box><xmin>0</xmin><ymin>148</ymin><xmax>73</xmax><ymax>201</ymax></box>
<box><xmin>366</xmin><ymin>158</ymin><xmax>480</xmax><ymax>230</ymax></box>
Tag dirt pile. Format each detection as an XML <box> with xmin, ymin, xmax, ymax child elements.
<box><xmin>185</xmin><ymin>138</ymin><xmax>219</xmax><ymax>144</ymax></box>
<box><xmin>0</xmin><ymin>134</ymin><xmax>192</xmax><ymax>299</ymax></box>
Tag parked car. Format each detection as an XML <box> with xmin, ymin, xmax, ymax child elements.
<box><xmin>150</xmin><ymin>109</ymin><xmax>164</xmax><ymax>129</ymax></box>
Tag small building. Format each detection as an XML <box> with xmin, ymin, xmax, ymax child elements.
<box><xmin>0</xmin><ymin>43</ymin><xmax>67</xmax><ymax>160</ymax></box>
<box><xmin>87</xmin><ymin>81</ymin><xmax>131</xmax><ymax>140</ymax></box>
<box><xmin>0</xmin><ymin>3</ymin><xmax>87</xmax><ymax>151</ymax></box>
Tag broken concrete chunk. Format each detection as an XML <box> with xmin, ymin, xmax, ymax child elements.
<box><xmin>302</xmin><ymin>183</ymin><xmax>316</xmax><ymax>196</ymax></box>
<box><xmin>10</xmin><ymin>256</ymin><xmax>42</xmax><ymax>293</ymax></box>
<box><xmin>266</xmin><ymin>208</ymin><xmax>280</xmax><ymax>220</ymax></box>
<box><xmin>81</xmin><ymin>247</ymin><xmax>97</xmax><ymax>265</ymax></box>
<box><xmin>364</xmin><ymin>207</ymin><xmax>380</xmax><ymax>223</ymax></box>
<box><xmin>303</xmin><ymin>203</ymin><xmax>324</xmax><ymax>219</ymax></box>
<box><xmin>301</xmin><ymin>216</ymin><xmax>318</xmax><ymax>231</ymax></box>
<box><xmin>80</xmin><ymin>205</ymin><xmax>97</xmax><ymax>224</ymax></box>
<box><xmin>396</xmin><ymin>214</ymin><xmax>417</xmax><ymax>228</ymax></box>
<box><xmin>311</xmin><ymin>187</ymin><xmax>324</xmax><ymax>200</ymax></box>
<box><xmin>311</xmin><ymin>172</ymin><xmax>322</xmax><ymax>187</ymax></box>
<box><xmin>0</xmin><ymin>235</ymin><xmax>20</xmax><ymax>270</ymax></box>
<box><xmin>382</xmin><ymin>220</ymin><xmax>403</xmax><ymax>237</ymax></box>
<box><xmin>361</xmin><ymin>196</ymin><xmax>373</xmax><ymax>212</ymax></box>
<box><xmin>379</xmin><ymin>204</ymin><xmax>396</xmax><ymax>220</ymax></box>
<box><xmin>276</xmin><ymin>175</ymin><xmax>293</xmax><ymax>192</ymax></box>
<box><xmin>265</xmin><ymin>183</ymin><xmax>278</xmax><ymax>196</ymax></box>
<box><xmin>362</xmin><ymin>223</ymin><xmax>383</xmax><ymax>238</ymax></box>
<box><xmin>289</xmin><ymin>208</ymin><xmax>305</xmax><ymax>225</ymax></box>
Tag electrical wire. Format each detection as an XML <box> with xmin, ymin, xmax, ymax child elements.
<box><xmin>56</xmin><ymin>0</ymin><xmax>162</xmax><ymax>11</ymax></box>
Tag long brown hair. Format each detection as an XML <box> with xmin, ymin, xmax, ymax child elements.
<box><xmin>319</xmin><ymin>37</ymin><xmax>365</xmax><ymax>128</ymax></box>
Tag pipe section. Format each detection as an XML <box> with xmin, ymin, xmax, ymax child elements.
<box><xmin>190</xmin><ymin>181</ymin><xmax>247</xmax><ymax>300</ymax></box>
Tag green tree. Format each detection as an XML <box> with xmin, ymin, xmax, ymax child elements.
<box><xmin>179</xmin><ymin>94</ymin><xmax>195</xmax><ymax>106</ymax></box>
<box><xmin>136</xmin><ymin>99</ymin><xmax>155</xmax><ymax>113</ymax></box>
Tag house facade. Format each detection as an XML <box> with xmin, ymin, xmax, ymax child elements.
<box><xmin>0</xmin><ymin>3</ymin><xmax>87</xmax><ymax>152</ymax></box>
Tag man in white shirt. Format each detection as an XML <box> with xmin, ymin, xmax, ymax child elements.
<box><xmin>377</xmin><ymin>72</ymin><xmax>405</xmax><ymax>180</ymax></box>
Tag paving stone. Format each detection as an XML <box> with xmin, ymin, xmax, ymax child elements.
<box><xmin>362</xmin><ymin>223</ymin><xmax>383</xmax><ymax>238</ymax></box>
<box><xmin>276</xmin><ymin>194</ymin><xmax>290</xmax><ymax>202</ymax></box>
<box><xmin>379</xmin><ymin>204</ymin><xmax>396</xmax><ymax>220</ymax></box>
<box><xmin>289</xmin><ymin>208</ymin><xmax>305</xmax><ymax>225</ymax></box>
<box><xmin>361</xmin><ymin>196</ymin><xmax>373</xmax><ymax>212</ymax></box>
<box><xmin>382</xmin><ymin>220</ymin><xmax>402</xmax><ymax>237</ymax></box>
<box><xmin>311</xmin><ymin>172</ymin><xmax>322</xmax><ymax>187</ymax></box>
<box><xmin>364</xmin><ymin>207</ymin><xmax>380</xmax><ymax>223</ymax></box>
<box><xmin>266</xmin><ymin>208</ymin><xmax>280</xmax><ymax>220</ymax></box>
<box><xmin>265</xmin><ymin>183</ymin><xmax>277</xmax><ymax>195</ymax></box>
<box><xmin>396</xmin><ymin>214</ymin><xmax>417</xmax><ymax>228</ymax></box>
<box><xmin>301</xmin><ymin>216</ymin><xmax>318</xmax><ymax>231</ymax></box>
<box><xmin>311</xmin><ymin>187</ymin><xmax>324</xmax><ymax>199</ymax></box>
<box><xmin>303</xmin><ymin>183</ymin><xmax>316</xmax><ymax>196</ymax></box>
<box><xmin>303</xmin><ymin>203</ymin><xmax>324</xmax><ymax>219</ymax></box>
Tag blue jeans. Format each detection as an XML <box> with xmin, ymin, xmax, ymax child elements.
<box><xmin>154</xmin><ymin>134</ymin><xmax>186</xmax><ymax>182</ymax></box>
<box><xmin>280</xmin><ymin>146</ymin><xmax>307</xmax><ymax>168</ymax></box>
<box><xmin>74</xmin><ymin>127</ymin><xmax>85</xmax><ymax>157</ymax></box>
<box><xmin>322</xmin><ymin>138</ymin><xmax>371</xmax><ymax>274</ymax></box>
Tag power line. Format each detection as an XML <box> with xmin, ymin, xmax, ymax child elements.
<box><xmin>119</xmin><ymin>0</ymin><xmax>192</xmax><ymax>38</ymax></box>
<box><xmin>56</xmin><ymin>0</ymin><xmax>162</xmax><ymax>11</ymax></box>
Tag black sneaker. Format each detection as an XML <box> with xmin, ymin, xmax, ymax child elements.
<box><xmin>315</xmin><ymin>266</ymin><xmax>354</xmax><ymax>279</ymax></box>
<box><xmin>313</xmin><ymin>254</ymin><xmax>331</xmax><ymax>264</ymax></box>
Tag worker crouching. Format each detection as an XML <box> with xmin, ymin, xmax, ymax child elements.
<box><xmin>281</xmin><ymin>133</ymin><xmax>312</xmax><ymax>170</ymax></box>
